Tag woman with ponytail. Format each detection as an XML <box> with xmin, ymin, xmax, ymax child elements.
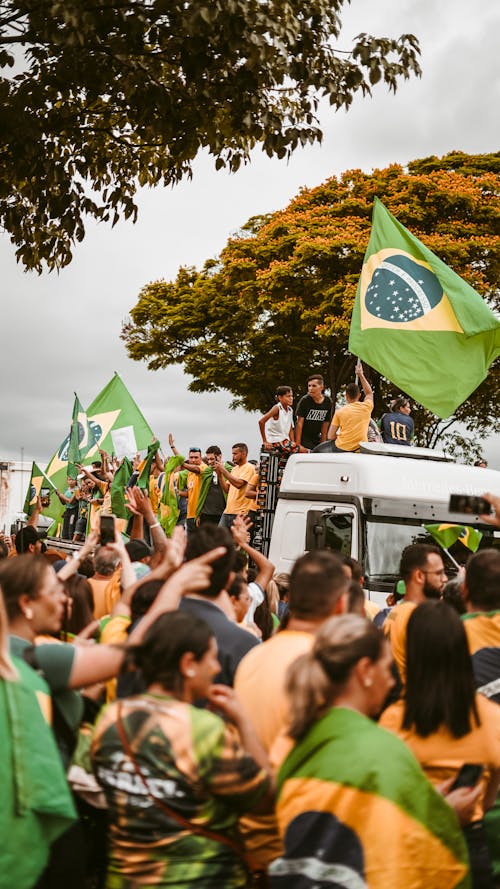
<box><xmin>269</xmin><ymin>615</ymin><xmax>471</xmax><ymax>889</ymax></box>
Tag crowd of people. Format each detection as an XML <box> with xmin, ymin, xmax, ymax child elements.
<box><xmin>1</xmin><ymin>468</ymin><xmax>500</xmax><ymax>888</ymax></box>
<box><xmin>0</xmin><ymin>369</ymin><xmax>497</xmax><ymax>889</ymax></box>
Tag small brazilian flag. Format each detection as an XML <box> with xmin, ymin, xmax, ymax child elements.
<box><xmin>23</xmin><ymin>462</ymin><xmax>56</xmax><ymax>515</ymax></box>
<box><xmin>349</xmin><ymin>198</ymin><xmax>500</xmax><ymax>418</ymax></box>
<box><xmin>271</xmin><ymin>707</ymin><xmax>470</xmax><ymax>888</ymax></box>
<box><xmin>424</xmin><ymin>522</ymin><xmax>483</xmax><ymax>553</ymax></box>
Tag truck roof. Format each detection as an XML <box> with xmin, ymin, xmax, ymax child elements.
<box><xmin>279</xmin><ymin>448</ymin><xmax>500</xmax><ymax>511</ymax></box>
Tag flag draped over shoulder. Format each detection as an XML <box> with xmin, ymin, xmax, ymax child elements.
<box><xmin>159</xmin><ymin>455</ymin><xmax>185</xmax><ymax>536</ymax></box>
<box><xmin>23</xmin><ymin>462</ymin><xmax>56</xmax><ymax>515</ymax></box>
<box><xmin>349</xmin><ymin>198</ymin><xmax>500</xmax><ymax>418</ymax></box>
<box><xmin>271</xmin><ymin>707</ymin><xmax>470</xmax><ymax>889</ymax></box>
<box><xmin>424</xmin><ymin>523</ymin><xmax>483</xmax><ymax>553</ymax></box>
<box><xmin>195</xmin><ymin>463</ymin><xmax>231</xmax><ymax>517</ymax></box>
<box><xmin>0</xmin><ymin>672</ymin><xmax>76</xmax><ymax>888</ymax></box>
<box><xmin>43</xmin><ymin>373</ymin><xmax>155</xmax><ymax>534</ymax></box>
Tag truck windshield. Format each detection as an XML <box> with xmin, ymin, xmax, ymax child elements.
<box><xmin>366</xmin><ymin>517</ymin><xmax>500</xmax><ymax>579</ymax></box>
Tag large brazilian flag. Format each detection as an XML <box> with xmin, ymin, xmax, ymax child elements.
<box><xmin>270</xmin><ymin>707</ymin><xmax>470</xmax><ymax>889</ymax></box>
<box><xmin>43</xmin><ymin>373</ymin><xmax>154</xmax><ymax>535</ymax></box>
<box><xmin>349</xmin><ymin>198</ymin><xmax>500</xmax><ymax>418</ymax></box>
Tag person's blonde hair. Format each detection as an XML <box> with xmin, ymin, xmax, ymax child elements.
<box><xmin>285</xmin><ymin>614</ymin><xmax>384</xmax><ymax>740</ymax></box>
<box><xmin>0</xmin><ymin>593</ymin><xmax>18</xmax><ymax>681</ymax></box>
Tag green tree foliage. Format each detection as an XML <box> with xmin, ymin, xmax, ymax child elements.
<box><xmin>0</xmin><ymin>0</ymin><xmax>421</xmax><ymax>272</ymax></box>
<box><xmin>123</xmin><ymin>151</ymin><xmax>500</xmax><ymax>450</ymax></box>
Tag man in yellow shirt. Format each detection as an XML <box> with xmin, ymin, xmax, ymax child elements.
<box><xmin>168</xmin><ymin>435</ymin><xmax>207</xmax><ymax>534</ymax></box>
<box><xmin>218</xmin><ymin>443</ymin><xmax>255</xmax><ymax>530</ymax></box>
<box><xmin>327</xmin><ymin>360</ymin><xmax>373</xmax><ymax>452</ymax></box>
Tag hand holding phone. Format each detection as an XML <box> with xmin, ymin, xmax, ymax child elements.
<box><xmin>449</xmin><ymin>494</ymin><xmax>493</xmax><ymax>516</ymax></box>
<box><xmin>99</xmin><ymin>514</ymin><xmax>116</xmax><ymax>546</ymax></box>
<box><xmin>449</xmin><ymin>763</ymin><xmax>483</xmax><ymax>792</ymax></box>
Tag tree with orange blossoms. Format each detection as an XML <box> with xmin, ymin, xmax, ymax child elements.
<box><xmin>122</xmin><ymin>151</ymin><xmax>500</xmax><ymax>455</ymax></box>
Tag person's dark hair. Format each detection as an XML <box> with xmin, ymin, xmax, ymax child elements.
<box><xmin>62</xmin><ymin>575</ymin><xmax>94</xmax><ymax>638</ymax></box>
<box><xmin>403</xmin><ymin>601</ymin><xmax>479</xmax><ymax>738</ymax></box>
<box><xmin>307</xmin><ymin>374</ymin><xmax>324</xmax><ymax>385</ymax></box>
<box><xmin>441</xmin><ymin>579</ymin><xmax>466</xmax><ymax>615</ymax></box>
<box><xmin>0</xmin><ymin>554</ymin><xmax>50</xmax><ymax>620</ymax></box>
<box><xmin>232</xmin><ymin>442</ymin><xmax>248</xmax><ymax>454</ymax></box>
<box><xmin>130</xmin><ymin>611</ymin><xmax>213</xmax><ymax>691</ymax></box>
<box><xmin>289</xmin><ymin>550</ymin><xmax>348</xmax><ymax>620</ymax></box>
<box><xmin>15</xmin><ymin>525</ymin><xmax>42</xmax><ymax>554</ymax></box>
<box><xmin>286</xmin><ymin>615</ymin><xmax>385</xmax><ymax>739</ymax></box>
<box><xmin>399</xmin><ymin>543</ymin><xmax>442</xmax><ymax>583</ymax></box>
<box><xmin>254</xmin><ymin>596</ymin><xmax>274</xmax><ymax>641</ymax></box>
<box><xmin>0</xmin><ymin>540</ymin><xmax>8</xmax><ymax>560</ymax></box>
<box><xmin>465</xmin><ymin>549</ymin><xmax>500</xmax><ymax>611</ymax></box>
<box><xmin>391</xmin><ymin>396</ymin><xmax>409</xmax><ymax>412</ymax></box>
<box><xmin>347</xmin><ymin>580</ymin><xmax>365</xmax><ymax>615</ymax></box>
<box><xmin>125</xmin><ymin>539</ymin><xmax>152</xmax><ymax>562</ymax></box>
<box><xmin>276</xmin><ymin>386</ymin><xmax>292</xmax><ymax>398</ymax></box>
<box><xmin>233</xmin><ymin>550</ymin><xmax>248</xmax><ymax>574</ymax></box>
<box><xmin>228</xmin><ymin>574</ymin><xmax>246</xmax><ymax>600</ymax></box>
<box><xmin>247</xmin><ymin>565</ymin><xmax>257</xmax><ymax>584</ymax></box>
<box><xmin>78</xmin><ymin>555</ymin><xmax>95</xmax><ymax>578</ymax></box>
<box><xmin>345</xmin><ymin>382</ymin><xmax>360</xmax><ymax>400</ymax></box>
<box><xmin>94</xmin><ymin>546</ymin><xmax>119</xmax><ymax>576</ymax></box>
<box><xmin>342</xmin><ymin>555</ymin><xmax>363</xmax><ymax>583</ymax></box>
<box><xmin>130</xmin><ymin>579</ymin><xmax>164</xmax><ymax>622</ymax></box>
<box><xmin>185</xmin><ymin>525</ymin><xmax>235</xmax><ymax>598</ymax></box>
<box><xmin>206</xmin><ymin>445</ymin><xmax>222</xmax><ymax>457</ymax></box>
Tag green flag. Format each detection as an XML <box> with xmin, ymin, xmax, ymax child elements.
<box><xmin>23</xmin><ymin>462</ymin><xmax>56</xmax><ymax>515</ymax></box>
<box><xmin>43</xmin><ymin>373</ymin><xmax>155</xmax><ymax>534</ymax></box>
<box><xmin>67</xmin><ymin>393</ymin><xmax>98</xmax><ymax>479</ymax></box>
<box><xmin>349</xmin><ymin>198</ymin><xmax>500</xmax><ymax>418</ymax></box>
<box><xmin>137</xmin><ymin>440</ymin><xmax>161</xmax><ymax>490</ymax></box>
<box><xmin>110</xmin><ymin>457</ymin><xmax>134</xmax><ymax>520</ymax></box>
<box><xmin>159</xmin><ymin>455</ymin><xmax>185</xmax><ymax>536</ymax></box>
<box><xmin>424</xmin><ymin>523</ymin><xmax>483</xmax><ymax>553</ymax></box>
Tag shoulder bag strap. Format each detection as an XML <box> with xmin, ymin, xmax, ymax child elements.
<box><xmin>115</xmin><ymin>703</ymin><xmax>256</xmax><ymax>871</ymax></box>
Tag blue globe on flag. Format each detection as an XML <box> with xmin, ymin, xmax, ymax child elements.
<box><xmin>365</xmin><ymin>253</ymin><xmax>443</xmax><ymax>323</ymax></box>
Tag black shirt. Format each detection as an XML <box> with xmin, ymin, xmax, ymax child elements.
<box><xmin>180</xmin><ymin>597</ymin><xmax>259</xmax><ymax>686</ymax></box>
<box><xmin>296</xmin><ymin>394</ymin><xmax>333</xmax><ymax>449</ymax></box>
<box><xmin>201</xmin><ymin>474</ymin><xmax>226</xmax><ymax>516</ymax></box>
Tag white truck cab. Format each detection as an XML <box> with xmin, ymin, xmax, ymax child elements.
<box><xmin>266</xmin><ymin>443</ymin><xmax>500</xmax><ymax>607</ymax></box>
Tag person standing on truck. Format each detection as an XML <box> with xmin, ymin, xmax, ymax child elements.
<box><xmin>380</xmin><ymin>396</ymin><xmax>414</xmax><ymax>446</ymax></box>
<box><xmin>258</xmin><ymin>386</ymin><xmax>309</xmax><ymax>454</ymax></box>
<box><xmin>326</xmin><ymin>360</ymin><xmax>373</xmax><ymax>452</ymax></box>
<box><xmin>295</xmin><ymin>375</ymin><xmax>333</xmax><ymax>450</ymax></box>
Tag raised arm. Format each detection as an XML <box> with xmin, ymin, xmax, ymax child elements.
<box><xmin>356</xmin><ymin>361</ymin><xmax>373</xmax><ymax>400</ymax></box>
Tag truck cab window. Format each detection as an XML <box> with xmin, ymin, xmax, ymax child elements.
<box><xmin>306</xmin><ymin>510</ymin><xmax>353</xmax><ymax>556</ymax></box>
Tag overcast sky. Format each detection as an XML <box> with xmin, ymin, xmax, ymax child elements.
<box><xmin>1</xmin><ymin>0</ymin><xmax>499</xmax><ymax>467</ymax></box>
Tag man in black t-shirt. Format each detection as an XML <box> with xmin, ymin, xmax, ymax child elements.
<box><xmin>295</xmin><ymin>374</ymin><xmax>333</xmax><ymax>450</ymax></box>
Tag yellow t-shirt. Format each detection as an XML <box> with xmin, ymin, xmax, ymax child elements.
<box><xmin>234</xmin><ymin>629</ymin><xmax>313</xmax><ymax>868</ymax></box>
<box><xmin>383</xmin><ymin>600</ymin><xmax>416</xmax><ymax>683</ymax></box>
<box><xmin>380</xmin><ymin>694</ymin><xmax>500</xmax><ymax>822</ymax></box>
<box><xmin>187</xmin><ymin>464</ymin><xmax>206</xmax><ymax>519</ymax></box>
<box><xmin>332</xmin><ymin>398</ymin><xmax>373</xmax><ymax>451</ymax></box>
<box><xmin>225</xmin><ymin>462</ymin><xmax>256</xmax><ymax>514</ymax></box>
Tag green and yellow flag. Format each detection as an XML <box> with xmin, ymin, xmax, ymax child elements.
<box><xmin>110</xmin><ymin>457</ymin><xmax>134</xmax><ymax>520</ymax></box>
<box><xmin>43</xmin><ymin>373</ymin><xmax>155</xmax><ymax>534</ymax></box>
<box><xmin>272</xmin><ymin>707</ymin><xmax>469</xmax><ymax>889</ymax></box>
<box><xmin>349</xmin><ymin>198</ymin><xmax>500</xmax><ymax>418</ymax></box>
<box><xmin>424</xmin><ymin>522</ymin><xmax>483</xmax><ymax>553</ymax></box>
<box><xmin>67</xmin><ymin>393</ymin><xmax>98</xmax><ymax>479</ymax></box>
<box><xmin>137</xmin><ymin>440</ymin><xmax>161</xmax><ymax>490</ymax></box>
<box><xmin>23</xmin><ymin>462</ymin><xmax>56</xmax><ymax>515</ymax></box>
<box><xmin>159</xmin><ymin>455</ymin><xmax>185</xmax><ymax>536</ymax></box>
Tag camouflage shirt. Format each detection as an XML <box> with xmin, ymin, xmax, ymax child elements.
<box><xmin>91</xmin><ymin>693</ymin><xmax>269</xmax><ymax>888</ymax></box>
